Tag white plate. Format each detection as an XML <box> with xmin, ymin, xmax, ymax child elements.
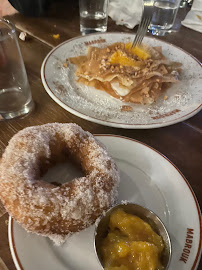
<box><xmin>41</xmin><ymin>33</ymin><xmax>202</xmax><ymax>129</ymax></box>
<box><xmin>8</xmin><ymin>135</ymin><xmax>202</xmax><ymax>270</ymax></box>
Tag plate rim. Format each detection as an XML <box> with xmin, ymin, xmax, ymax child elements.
<box><xmin>41</xmin><ymin>32</ymin><xmax>202</xmax><ymax>129</ymax></box>
<box><xmin>8</xmin><ymin>134</ymin><xmax>202</xmax><ymax>270</ymax></box>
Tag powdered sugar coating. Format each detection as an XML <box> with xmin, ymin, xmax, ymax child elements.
<box><xmin>0</xmin><ymin>123</ymin><xmax>119</xmax><ymax>244</ymax></box>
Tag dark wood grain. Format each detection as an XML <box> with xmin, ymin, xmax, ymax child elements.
<box><xmin>0</xmin><ymin>214</ymin><xmax>15</xmax><ymax>270</ymax></box>
<box><xmin>0</xmin><ymin>2</ymin><xmax>202</xmax><ymax>269</ymax></box>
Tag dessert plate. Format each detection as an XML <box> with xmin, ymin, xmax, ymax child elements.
<box><xmin>8</xmin><ymin>135</ymin><xmax>201</xmax><ymax>270</ymax></box>
<box><xmin>41</xmin><ymin>33</ymin><xmax>202</xmax><ymax>129</ymax></box>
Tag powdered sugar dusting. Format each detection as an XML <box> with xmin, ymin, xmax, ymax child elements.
<box><xmin>43</xmin><ymin>33</ymin><xmax>202</xmax><ymax>128</ymax></box>
<box><xmin>0</xmin><ymin>123</ymin><xmax>120</xmax><ymax>244</ymax></box>
<box><xmin>48</xmin><ymin>233</ymin><xmax>68</xmax><ymax>246</ymax></box>
<box><xmin>121</xmin><ymin>200</ymin><xmax>129</xmax><ymax>205</ymax></box>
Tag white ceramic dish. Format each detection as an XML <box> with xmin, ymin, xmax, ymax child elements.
<box><xmin>8</xmin><ymin>135</ymin><xmax>202</xmax><ymax>270</ymax></box>
<box><xmin>41</xmin><ymin>33</ymin><xmax>202</xmax><ymax>129</ymax></box>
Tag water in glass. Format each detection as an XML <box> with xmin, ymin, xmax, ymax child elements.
<box><xmin>0</xmin><ymin>20</ymin><xmax>34</xmax><ymax>120</ymax></box>
<box><xmin>80</xmin><ymin>10</ymin><xmax>108</xmax><ymax>34</ymax></box>
<box><xmin>150</xmin><ymin>1</ymin><xmax>178</xmax><ymax>30</ymax></box>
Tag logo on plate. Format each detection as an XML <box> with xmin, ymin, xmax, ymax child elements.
<box><xmin>179</xmin><ymin>228</ymin><xmax>194</xmax><ymax>263</ymax></box>
<box><xmin>84</xmin><ymin>39</ymin><xmax>106</xmax><ymax>46</ymax></box>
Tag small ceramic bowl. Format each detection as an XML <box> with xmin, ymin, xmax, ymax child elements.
<box><xmin>94</xmin><ymin>203</ymin><xmax>172</xmax><ymax>269</ymax></box>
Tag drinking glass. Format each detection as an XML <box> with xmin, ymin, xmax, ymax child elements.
<box><xmin>0</xmin><ymin>18</ymin><xmax>34</xmax><ymax>120</ymax></box>
<box><xmin>79</xmin><ymin>0</ymin><xmax>109</xmax><ymax>35</ymax></box>
<box><xmin>148</xmin><ymin>0</ymin><xmax>181</xmax><ymax>35</ymax></box>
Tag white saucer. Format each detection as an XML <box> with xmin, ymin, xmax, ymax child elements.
<box><xmin>8</xmin><ymin>135</ymin><xmax>202</xmax><ymax>269</ymax></box>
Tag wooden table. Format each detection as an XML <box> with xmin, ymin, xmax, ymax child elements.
<box><xmin>0</xmin><ymin>1</ymin><xmax>201</xmax><ymax>269</ymax></box>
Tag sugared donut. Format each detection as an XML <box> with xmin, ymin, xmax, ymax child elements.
<box><xmin>0</xmin><ymin>123</ymin><xmax>119</xmax><ymax>244</ymax></box>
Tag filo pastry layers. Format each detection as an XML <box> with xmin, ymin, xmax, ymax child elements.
<box><xmin>69</xmin><ymin>42</ymin><xmax>181</xmax><ymax>105</ymax></box>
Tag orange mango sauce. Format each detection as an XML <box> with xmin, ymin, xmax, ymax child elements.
<box><xmin>101</xmin><ymin>209</ymin><xmax>165</xmax><ymax>270</ymax></box>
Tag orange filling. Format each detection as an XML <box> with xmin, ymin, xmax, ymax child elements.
<box><xmin>125</xmin><ymin>43</ymin><xmax>151</xmax><ymax>60</ymax></box>
<box><xmin>109</xmin><ymin>43</ymin><xmax>150</xmax><ymax>67</ymax></box>
<box><xmin>109</xmin><ymin>50</ymin><xmax>143</xmax><ymax>67</ymax></box>
<box><xmin>101</xmin><ymin>209</ymin><xmax>165</xmax><ymax>270</ymax></box>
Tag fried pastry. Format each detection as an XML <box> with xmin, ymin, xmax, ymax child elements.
<box><xmin>69</xmin><ymin>42</ymin><xmax>181</xmax><ymax>105</ymax></box>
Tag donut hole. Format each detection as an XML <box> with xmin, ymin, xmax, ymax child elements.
<box><xmin>38</xmin><ymin>140</ymin><xmax>85</xmax><ymax>186</ymax></box>
<box><xmin>42</xmin><ymin>160</ymin><xmax>84</xmax><ymax>186</ymax></box>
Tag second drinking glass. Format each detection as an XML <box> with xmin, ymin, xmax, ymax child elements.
<box><xmin>79</xmin><ymin>0</ymin><xmax>109</xmax><ymax>35</ymax></box>
<box><xmin>148</xmin><ymin>0</ymin><xmax>181</xmax><ymax>35</ymax></box>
